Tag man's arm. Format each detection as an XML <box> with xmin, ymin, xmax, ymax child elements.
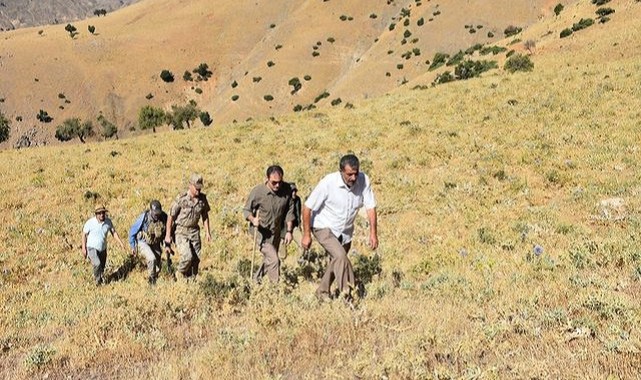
<box><xmin>301</xmin><ymin>205</ymin><xmax>313</xmax><ymax>250</ymax></box>
<box><xmin>367</xmin><ymin>208</ymin><xmax>378</xmax><ymax>250</ymax></box>
<box><xmin>82</xmin><ymin>231</ymin><xmax>88</xmax><ymax>258</ymax></box>
<box><xmin>111</xmin><ymin>228</ymin><xmax>127</xmax><ymax>250</ymax></box>
<box><xmin>128</xmin><ymin>213</ymin><xmax>145</xmax><ymax>254</ymax></box>
<box><xmin>165</xmin><ymin>215</ymin><xmax>174</xmax><ymax>245</ymax></box>
<box><xmin>202</xmin><ymin>212</ymin><xmax>211</xmax><ymax>242</ymax></box>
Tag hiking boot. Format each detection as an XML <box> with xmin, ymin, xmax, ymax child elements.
<box><xmin>148</xmin><ymin>276</ymin><xmax>157</xmax><ymax>286</ymax></box>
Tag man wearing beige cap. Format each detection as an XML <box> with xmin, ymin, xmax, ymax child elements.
<box><xmin>165</xmin><ymin>173</ymin><xmax>211</xmax><ymax>279</ymax></box>
<box><xmin>82</xmin><ymin>205</ymin><xmax>126</xmax><ymax>285</ymax></box>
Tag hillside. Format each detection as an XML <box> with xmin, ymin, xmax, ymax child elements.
<box><xmin>1</xmin><ymin>0</ymin><xmax>563</xmax><ymax>148</ymax></box>
<box><xmin>1</xmin><ymin>0</ymin><xmax>641</xmax><ymax>378</ymax></box>
<box><xmin>0</xmin><ymin>0</ymin><xmax>140</xmax><ymax>31</ymax></box>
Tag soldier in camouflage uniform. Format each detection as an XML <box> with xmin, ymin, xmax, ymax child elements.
<box><xmin>129</xmin><ymin>200</ymin><xmax>169</xmax><ymax>284</ymax></box>
<box><xmin>164</xmin><ymin>174</ymin><xmax>212</xmax><ymax>279</ymax></box>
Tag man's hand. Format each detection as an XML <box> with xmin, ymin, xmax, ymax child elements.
<box><xmin>284</xmin><ymin>231</ymin><xmax>293</xmax><ymax>245</ymax></box>
<box><xmin>301</xmin><ymin>234</ymin><xmax>312</xmax><ymax>250</ymax></box>
<box><xmin>251</xmin><ymin>215</ymin><xmax>260</xmax><ymax>227</ymax></box>
<box><xmin>206</xmin><ymin>231</ymin><xmax>212</xmax><ymax>242</ymax></box>
<box><xmin>131</xmin><ymin>248</ymin><xmax>137</xmax><ymax>257</ymax></box>
<box><xmin>82</xmin><ymin>247</ymin><xmax>87</xmax><ymax>259</ymax></box>
<box><xmin>369</xmin><ymin>234</ymin><xmax>379</xmax><ymax>250</ymax></box>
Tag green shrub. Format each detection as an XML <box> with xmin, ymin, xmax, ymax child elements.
<box><xmin>559</xmin><ymin>28</ymin><xmax>573</xmax><ymax>38</ymax></box>
<box><xmin>304</xmin><ymin>75</ymin><xmax>312</xmax><ymax>81</ymax></box>
<box><xmin>252</xmin><ymin>77</ymin><xmax>262</xmax><ymax>83</ymax></box>
<box><xmin>194</xmin><ymin>88</ymin><xmax>202</xmax><ymax>94</ymax></box>
<box><xmin>231</xmin><ymin>95</ymin><xmax>239</xmax><ymax>101</ymax></box>
<box><xmin>370</xmin><ymin>13</ymin><xmax>377</xmax><ymax>19</ymax></box>
<box><xmin>0</xmin><ymin>112</ymin><xmax>9</xmax><ymax>143</ymax></box>
<box><xmin>595</xmin><ymin>7</ymin><xmax>615</xmax><ymax>17</ymax></box>
<box><xmin>312</xmin><ymin>51</ymin><xmax>320</xmax><ymax>57</ymax></box>
<box><xmin>288</xmin><ymin>77</ymin><xmax>302</xmax><ymax>94</ymax></box>
<box><xmin>293</xmin><ymin>105</ymin><xmax>303</xmax><ymax>112</ymax></box>
<box><xmin>330</xmin><ymin>98</ymin><xmax>342</xmax><ymax>106</ymax></box>
<box><xmin>36</xmin><ymin>109</ymin><xmax>52</xmax><ymax>123</ymax></box>
<box><xmin>480</xmin><ymin>45</ymin><xmax>507</xmax><ymax>55</ymax></box>
<box><xmin>446</xmin><ymin>50</ymin><xmax>465</xmax><ymax>66</ymax></box>
<box><xmin>403</xmin><ymin>30</ymin><xmax>412</xmax><ymax>38</ymax></box>
<box><xmin>487</xmin><ymin>31</ymin><xmax>494</xmax><ymax>38</ymax></box>
<box><xmin>417</xmin><ymin>17</ymin><xmax>424</xmax><ymax>26</ymax></box>
<box><xmin>267</xmin><ymin>61</ymin><xmax>275</xmax><ymax>67</ymax></box>
<box><xmin>327</xmin><ymin>37</ymin><xmax>335</xmax><ymax>43</ymax></box>
<box><xmin>64</xmin><ymin>23</ymin><xmax>77</xmax><ymax>37</ymax></box>
<box><xmin>504</xmin><ymin>25</ymin><xmax>522</xmax><ymax>37</ymax></box>
<box><xmin>97</xmin><ymin>114</ymin><xmax>117</xmax><ymax>139</ymax></box>
<box><xmin>275</xmin><ymin>44</ymin><xmax>282</xmax><ymax>50</ymax></box>
<box><xmin>138</xmin><ymin>105</ymin><xmax>166</xmax><ymax>133</ymax></box>
<box><xmin>554</xmin><ymin>3</ymin><xmax>564</xmax><ymax>15</ymax></box>
<box><xmin>160</xmin><ymin>70</ymin><xmax>174</xmax><ymax>83</ymax></box>
<box><xmin>193</xmin><ymin>63</ymin><xmax>212</xmax><ymax>80</ymax></box>
<box><xmin>24</xmin><ymin>344</ymin><xmax>56</xmax><ymax>369</ymax></box>
<box><xmin>432</xmin><ymin>71</ymin><xmax>454</xmax><ymax>85</ymax></box>
<box><xmin>167</xmin><ymin>103</ymin><xmax>199</xmax><ymax>129</ymax></box>
<box><xmin>591</xmin><ymin>0</ymin><xmax>611</xmax><ymax>5</ymax></box>
<box><xmin>428</xmin><ymin>52</ymin><xmax>449</xmax><ymax>70</ymax></box>
<box><xmin>199</xmin><ymin>274</ymin><xmax>249</xmax><ymax>305</ymax></box>
<box><xmin>314</xmin><ymin>91</ymin><xmax>330</xmax><ymax>103</ymax></box>
<box><xmin>88</xmin><ymin>25</ymin><xmax>96</xmax><ymax>34</ymax></box>
<box><xmin>55</xmin><ymin>118</ymin><xmax>94</xmax><ymax>143</ymax></box>
<box><xmin>231</xmin><ymin>80</ymin><xmax>238</xmax><ymax>88</ymax></box>
<box><xmin>183</xmin><ymin>71</ymin><xmax>193</xmax><ymax>81</ymax></box>
<box><xmin>504</xmin><ymin>53</ymin><xmax>534</xmax><ymax>73</ymax></box>
<box><xmin>199</xmin><ymin>111</ymin><xmax>212</xmax><ymax>126</ymax></box>
<box><xmin>263</xmin><ymin>95</ymin><xmax>274</xmax><ymax>101</ymax></box>
<box><xmin>572</xmin><ymin>18</ymin><xmax>594</xmax><ymax>32</ymax></box>
<box><xmin>465</xmin><ymin>43</ymin><xmax>483</xmax><ymax>55</ymax></box>
<box><xmin>455</xmin><ymin>60</ymin><xmax>498</xmax><ymax>80</ymax></box>
<box><xmin>389</xmin><ymin>23</ymin><xmax>396</xmax><ymax>31</ymax></box>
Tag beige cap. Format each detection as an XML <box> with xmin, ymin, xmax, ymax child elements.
<box><xmin>189</xmin><ymin>173</ymin><xmax>204</xmax><ymax>189</ymax></box>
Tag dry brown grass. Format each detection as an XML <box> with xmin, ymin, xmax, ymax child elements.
<box><xmin>2</xmin><ymin>0</ymin><xmax>641</xmax><ymax>378</ymax></box>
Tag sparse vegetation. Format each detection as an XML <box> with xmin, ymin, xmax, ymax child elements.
<box><xmin>263</xmin><ymin>95</ymin><xmax>274</xmax><ymax>101</ymax></box>
<box><xmin>199</xmin><ymin>111</ymin><xmax>213</xmax><ymax>126</ymax></box>
<box><xmin>288</xmin><ymin>77</ymin><xmax>302</xmax><ymax>94</ymax></box>
<box><xmin>314</xmin><ymin>91</ymin><xmax>330</xmax><ymax>103</ymax></box>
<box><xmin>193</xmin><ymin>63</ymin><xmax>213</xmax><ymax>81</ymax></box>
<box><xmin>572</xmin><ymin>18</ymin><xmax>595</xmax><ymax>32</ymax></box>
<box><xmin>36</xmin><ymin>109</ymin><xmax>52</xmax><ymax>123</ymax></box>
<box><xmin>592</xmin><ymin>0</ymin><xmax>611</xmax><ymax>5</ymax></box>
<box><xmin>167</xmin><ymin>103</ymin><xmax>199</xmax><ymax>129</ymax></box>
<box><xmin>433</xmin><ymin>70</ymin><xmax>454</xmax><ymax>85</ymax></box>
<box><xmin>183</xmin><ymin>71</ymin><xmax>193</xmax><ymax>81</ymax></box>
<box><xmin>93</xmin><ymin>9</ymin><xmax>107</xmax><ymax>16</ymax></box>
<box><xmin>88</xmin><ymin>25</ymin><xmax>96</xmax><ymax>34</ymax></box>
<box><xmin>560</xmin><ymin>28</ymin><xmax>573</xmax><ymax>38</ymax></box>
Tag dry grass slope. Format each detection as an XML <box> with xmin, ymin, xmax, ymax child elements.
<box><xmin>1</xmin><ymin>0</ymin><xmax>556</xmax><ymax>148</ymax></box>
<box><xmin>1</xmin><ymin>0</ymin><xmax>641</xmax><ymax>378</ymax></box>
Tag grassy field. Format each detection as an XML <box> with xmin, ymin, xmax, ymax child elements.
<box><xmin>2</xmin><ymin>2</ymin><xmax>641</xmax><ymax>379</ymax></box>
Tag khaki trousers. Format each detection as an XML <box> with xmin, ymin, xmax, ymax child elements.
<box><xmin>175</xmin><ymin>235</ymin><xmax>201</xmax><ymax>277</ymax></box>
<box><xmin>254</xmin><ymin>233</ymin><xmax>281</xmax><ymax>283</ymax></box>
<box><xmin>313</xmin><ymin>228</ymin><xmax>354</xmax><ymax>297</ymax></box>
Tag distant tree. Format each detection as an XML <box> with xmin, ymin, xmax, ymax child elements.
<box><xmin>88</xmin><ymin>25</ymin><xmax>96</xmax><ymax>34</ymax></box>
<box><xmin>193</xmin><ymin>63</ymin><xmax>212</xmax><ymax>80</ymax></box>
<box><xmin>160</xmin><ymin>70</ymin><xmax>174</xmax><ymax>83</ymax></box>
<box><xmin>36</xmin><ymin>109</ymin><xmax>52</xmax><ymax>123</ymax></box>
<box><xmin>183</xmin><ymin>71</ymin><xmax>193</xmax><ymax>81</ymax></box>
<box><xmin>97</xmin><ymin>114</ymin><xmax>117</xmax><ymax>139</ymax></box>
<box><xmin>199</xmin><ymin>111</ymin><xmax>213</xmax><ymax>126</ymax></box>
<box><xmin>167</xmin><ymin>103</ymin><xmax>199</xmax><ymax>129</ymax></box>
<box><xmin>503</xmin><ymin>25</ymin><xmax>522</xmax><ymax>37</ymax></box>
<box><xmin>64</xmin><ymin>23</ymin><xmax>77</xmax><ymax>38</ymax></box>
<box><xmin>94</xmin><ymin>9</ymin><xmax>107</xmax><ymax>16</ymax></box>
<box><xmin>55</xmin><ymin>118</ymin><xmax>94</xmax><ymax>143</ymax></box>
<box><xmin>554</xmin><ymin>3</ymin><xmax>564</xmax><ymax>16</ymax></box>
<box><xmin>138</xmin><ymin>105</ymin><xmax>166</xmax><ymax>133</ymax></box>
<box><xmin>0</xmin><ymin>112</ymin><xmax>10</xmax><ymax>143</ymax></box>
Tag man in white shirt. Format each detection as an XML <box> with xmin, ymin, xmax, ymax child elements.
<box><xmin>302</xmin><ymin>154</ymin><xmax>378</xmax><ymax>300</ymax></box>
<box><xmin>82</xmin><ymin>205</ymin><xmax>126</xmax><ymax>285</ymax></box>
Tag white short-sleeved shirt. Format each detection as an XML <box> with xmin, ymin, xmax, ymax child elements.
<box><xmin>83</xmin><ymin>216</ymin><xmax>114</xmax><ymax>251</ymax></box>
<box><xmin>305</xmin><ymin>171</ymin><xmax>376</xmax><ymax>243</ymax></box>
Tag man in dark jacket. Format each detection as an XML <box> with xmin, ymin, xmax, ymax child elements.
<box><xmin>129</xmin><ymin>200</ymin><xmax>169</xmax><ymax>284</ymax></box>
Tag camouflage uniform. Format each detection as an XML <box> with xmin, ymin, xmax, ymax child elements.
<box><xmin>169</xmin><ymin>192</ymin><xmax>210</xmax><ymax>277</ymax></box>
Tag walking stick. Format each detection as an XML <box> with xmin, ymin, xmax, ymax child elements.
<box><xmin>250</xmin><ymin>210</ymin><xmax>260</xmax><ymax>281</ymax></box>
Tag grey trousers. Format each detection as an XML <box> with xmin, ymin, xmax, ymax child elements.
<box><xmin>255</xmin><ymin>240</ymin><xmax>281</xmax><ymax>283</ymax></box>
<box><xmin>175</xmin><ymin>235</ymin><xmax>201</xmax><ymax>277</ymax></box>
<box><xmin>138</xmin><ymin>241</ymin><xmax>162</xmax><ymax>280</ymax></box>
<box><xmin>313</xmin><ymin>228</ymin><xmax>354</xmax><ymax>297</ymax></box>
<box><xmin>87</xmin><ymin>247</ymin><xmax>107</xmax><ymax>284</ymax></box>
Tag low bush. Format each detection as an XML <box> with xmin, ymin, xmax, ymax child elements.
<box><xmin>433</xmin><ymin>71</ymin><xmax>454</xmax><ymax>85</ymax></box>
<box><xmin>263</xmin><ymin>95</ymin><xmax>274</xmax><ymax>101</ymax></box>
<box><xmin>428</xmin><ymin>52</ymin><xmax>449</xmax><ymax>70</ymax></box>
<box><xmin>0</xmin><ymin>112</ymin><xmax>9</xmax><ymax>143</ymax></box>
<box><xmin>199</xmin><ymin>111</ymin><xmax>213</xmax><ymax>126</ymax></box>
<box><xmin>314</xmin><ymin>91</ymin><xmax>330</xmax><ymax>103</ymax></box>
<box><xmin>504</xmin><ymin>25</ymin><xmax>522</xmax><ymax>37</ymax></box>
<box><xmin>455</xmin><ymin>60</ymin><xmax>498</xmax><ymax>79</ymax></box>
<box><xmin>504</xmin><ymin>53</ymin><xmax>534</xmax><ymax>73</ymax></box>
<box><xmin>572</xmin><ymin>18</ymin><xmax>594</xmax><ymax>32</ymax></box>
<box><xmin>480</xmin><ymin>45</ymin><xmax>507</xmax><ymax>55</ymax></box>
<box><xmin>595</xmin><ymin>7</ymin><xmax>615</xmax><ymax>17</ymax></box>
<box><xmin>554</xmin><ymin>3</ymin><xmax>564</xmax><ymax>15</ymax></box>
<box><xmin>446</xmin><ymin>51</ymin><xmax>465</xmax><ymax>66</ymax></box>
<box><xmin>592</xmin><ymin>0</ymin><xmax>611</xmax><ymax>5</ymax></box>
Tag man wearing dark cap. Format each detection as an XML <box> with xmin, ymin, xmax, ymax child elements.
<box><xmin>129</xmin><ymin>200</ymin><xmax>169</xmax><ymax>284</ymax></box>
<box><xmin>165</xmin><ymin>173</ymin><xmax>211</xmax><ymax>280</ymax></box>
<box><xmin>82</xmin><ymin>205</ymin><xmax>126</xmax><ymax>285</ymax></box>
<box><xmin>243</xmin><ymin>165</ymin><xmax>295</xmax><ymax>283</ymax></box>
